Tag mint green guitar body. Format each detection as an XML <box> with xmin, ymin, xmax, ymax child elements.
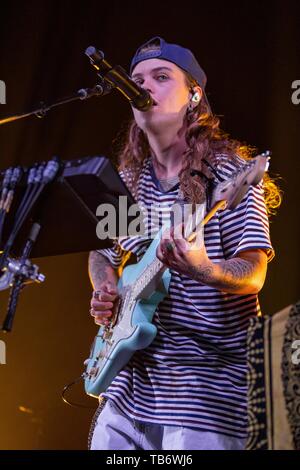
<box><xmin>84</xmin><ymin>227</ymin><xmax>170</xmax><ymax>397</ymax></box>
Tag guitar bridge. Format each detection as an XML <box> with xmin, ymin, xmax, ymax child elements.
<box><xmin>88</xmin><ymin>366</ymin><xmax>99</xmax><ymax>378</ymax></box>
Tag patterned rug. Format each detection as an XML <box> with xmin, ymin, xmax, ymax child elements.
<box><xmin>246</xmin><ymin>301</ymin><xmax>300</xmax><ymax>450</ymax></box>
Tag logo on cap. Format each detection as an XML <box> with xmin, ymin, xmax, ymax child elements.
<box><xmin>130</xmin><ymin>36</ymin><xmax>207</xmax><ymax>90</ymax></box>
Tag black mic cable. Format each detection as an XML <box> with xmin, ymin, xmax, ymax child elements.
<box><xmin>0</xmin><ymin>166</ymin><xmax>23</xmax><ymax>246</ymax></box>
<box><xmin>0</xmin><ymin>167</ymin><xmax>13</xmax><ymax>246</ymax></box>
<box><xmin>0</xmin><ymin>165</ymin><xmax>38</xmax><ymax>271</ymax></box>
<box><xmin>0</xmin><ymin>159</ymin><xmax>60</xmax><ymax>271</ymax></box>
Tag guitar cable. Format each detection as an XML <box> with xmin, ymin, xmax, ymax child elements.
<box><xmin>61</xmin><ymin>375</ymin><xmax>97</xmax><ymax>409</ymax></box>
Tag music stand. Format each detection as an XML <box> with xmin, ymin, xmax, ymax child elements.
<box><xmin>1</xmin><ymin>155</ymin><xmax>137</xmax><ymax>258</ymax></box>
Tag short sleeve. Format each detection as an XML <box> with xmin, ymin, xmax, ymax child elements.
<box><xmin>96</xmin><ymin>240</ymin><xmax>125</xmax><ymax>269</ymax></box>
<box><xmin>218</xmin><ymin>181</ymin><xmax>275</xmax><ymax>262</ymax></box>
<box><xmin>94</xmin><ymin>168</ymin><xmax>132</xmax><ymax>269</ymax></box>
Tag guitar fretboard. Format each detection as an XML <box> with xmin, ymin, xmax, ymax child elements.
<box><xmin>132</xmin><ymin>257</ymin><xmax>164</xmax><ymax>299</ymax></box>
<box><xmin>131</xmin><ymin>205</ymin><xmax>207</xmax><ymax>299</ymax></box>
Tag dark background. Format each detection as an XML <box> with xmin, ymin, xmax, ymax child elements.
<box><xmin>0</xmin><ymin>0</ymin><xmax>299</xmax><ymax>449</ymax></box>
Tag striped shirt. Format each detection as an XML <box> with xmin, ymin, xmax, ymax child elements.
<box><xmin>97</xmin><ymin>156</ymin><xmax>274</xmax><ymax>438</ymax></box>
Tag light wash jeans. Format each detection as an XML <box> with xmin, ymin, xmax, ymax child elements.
<box><xmin>90</xmin><ymin>399</ymin><xmax>246</xmax><ymax>450</ymax></box>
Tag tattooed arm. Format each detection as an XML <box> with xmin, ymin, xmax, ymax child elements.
<box><xmin>157</xmin><ymin>228</ymin><xmax>268</xmax><ymax>295</ymax></box>
<box><xmin>187</xmin><ymin>249</ymin><xmax>268</xmax><ymax>295</ymax></box>
<box><xmin>88</xmin><ymin>251</ymin><xmax>118</xmax><ymax>290</ymax></box>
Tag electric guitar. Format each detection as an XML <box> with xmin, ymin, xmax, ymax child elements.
<box><xmin>84</xmin><ymin>151</ymin><xmax>270</xmax><ymax>398</ymax></box>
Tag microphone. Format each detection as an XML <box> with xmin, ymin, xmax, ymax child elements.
<box><xmin>85</xmin><ymin>46</ymin><xmax>153</xmax><ymax>112</ymax></box>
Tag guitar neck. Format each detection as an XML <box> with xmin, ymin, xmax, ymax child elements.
<box><xmin>187</xmin><ymin>200</ymin><xmax>226</xmax><ymax>242</ymax></box>
<box><xmin>132</xmin><ymin>257</ymin><xmax>165</xmax><ymax>299</ymax></box>
<box><xmin>132</xmin><ymin>200</ymin><xmax>226</xmax><ymax>299</ymax></box>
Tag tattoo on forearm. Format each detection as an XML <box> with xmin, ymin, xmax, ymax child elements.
<box><xmin>220</xmin><ymin>258</ymin><xmax>255</xmax><ymax>289</ymax></box>
<box><xmin>88</xmin><ymin>251</ymin><xmax>116</xmax><ymax>288</ymax></box>
<box><xmin>186</xmin><ymin>264</ymin><xmax>214</xmax><ymax>284</ymax></box>
<box><xmin>187</xmin><ymin>257</ymin><xmax>255</xmax><ymax>290</ymax></box>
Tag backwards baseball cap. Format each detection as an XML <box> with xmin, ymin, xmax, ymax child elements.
<box><xmin>130</xmin><ymin>36</ymin><xmax>212</xmax><ymax>113</ymax></box>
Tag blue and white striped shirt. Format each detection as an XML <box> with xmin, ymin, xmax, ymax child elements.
<box><xmin>98</xmin><ymin>156</ymin><xmax>274</xmax><ymax>438</ymax></box>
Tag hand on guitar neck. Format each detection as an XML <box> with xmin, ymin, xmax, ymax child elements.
<box><xmin>156</xmin><ymin>220</ymin><xmax>267</xmax><ymax>295</ymax></box>
<box><xmin>157</xmin><ymin>223</ymin><xmax>215</xmax><ymax>287</ymax></box>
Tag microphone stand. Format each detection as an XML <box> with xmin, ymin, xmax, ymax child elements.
<box><xmin>0</xmin><ymin>46</ymin><xmax>133</xmax><ymax>332</ymax></box>
<box><xmin>0</xmin><ymin>78</ymin><xmax>113</xmax><ymax>126</ymax></box>
<box><xmin>2</xmin><ymin>222</ymin><xmax>45</xmax><ymax>332</ymax></box>
<box><xmin>0</xmin><ymin>45</ymin><xmax>151</xmax><ymax>127</ymax></box>
<box><xmin>1</xmin><ymin>159</ymin><xmax>60</xmax><ymax>332</ymax></box>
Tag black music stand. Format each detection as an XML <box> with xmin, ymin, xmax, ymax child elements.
<box><xmin>1</xmin><ymin>156</ymin><xmax>137</xmax><ymax>258</ymax></box>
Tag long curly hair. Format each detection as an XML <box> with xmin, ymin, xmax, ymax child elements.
<box><xmin>115</xmin><ymin>74</ymin><xmax>282</xmax><ymax>216</ymax></box>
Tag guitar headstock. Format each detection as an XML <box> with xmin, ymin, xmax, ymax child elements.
<box><xmin>209</xmin><ymin>150</ymin><xmax>271</xmax><ymax>210</ymax></box>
